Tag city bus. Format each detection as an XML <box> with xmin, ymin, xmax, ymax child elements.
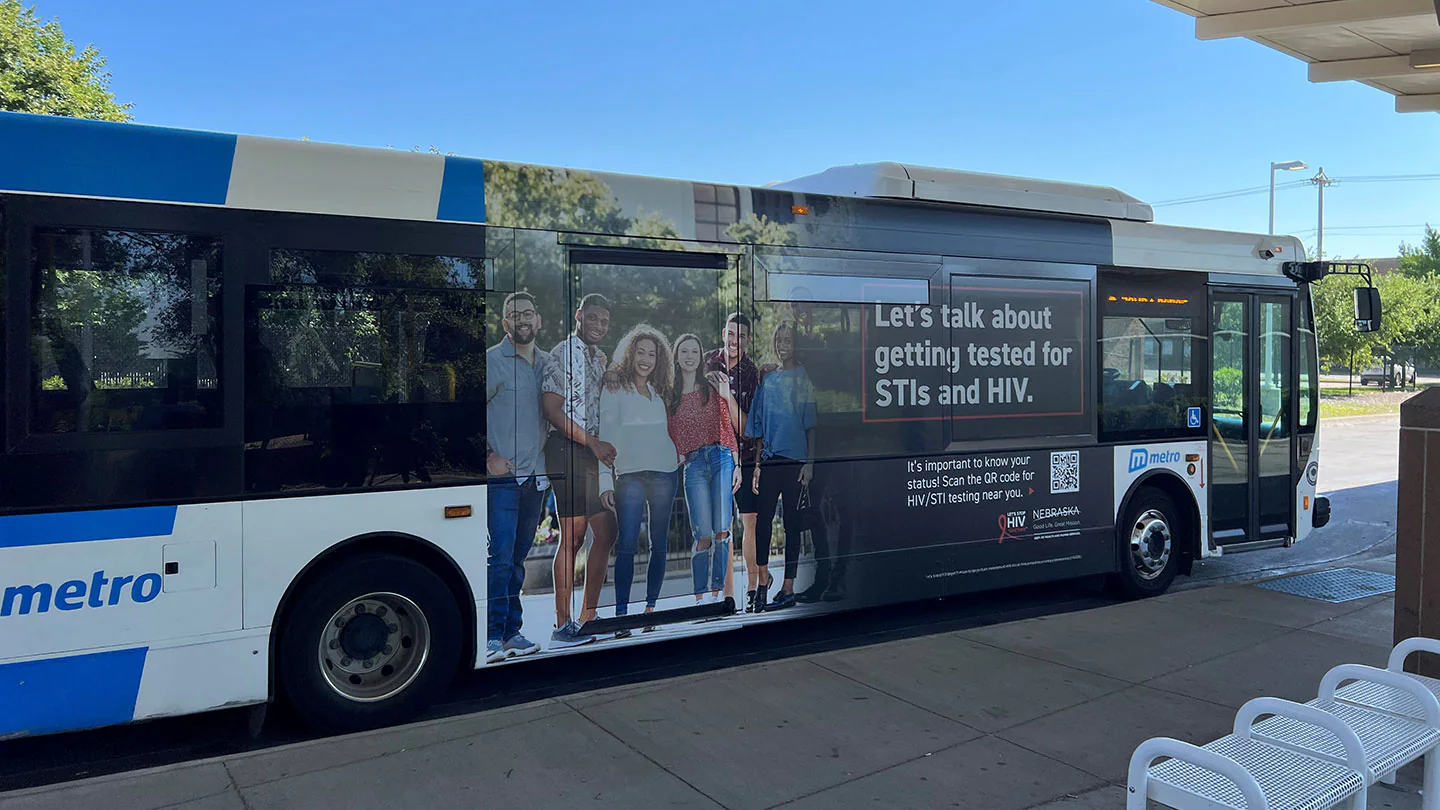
<box><xmin>0</xmin><ymin>111</ymin><xmax>1373</xmax><ymax>739</ymax></box>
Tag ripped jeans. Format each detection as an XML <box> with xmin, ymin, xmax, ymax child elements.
<box><xmin>684</xmin><ymin>444</ymin><xmax>735</xmax><ymax>594</ymax></box>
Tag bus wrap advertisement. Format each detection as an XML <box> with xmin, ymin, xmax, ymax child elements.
<box><xmin>484</xmin><ymin>215</ymin><xmax>1115</xmax><ymax>661</ymax></box>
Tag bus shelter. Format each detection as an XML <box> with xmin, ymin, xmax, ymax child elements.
<box><xmin>1153</xmin><ymin>0</ymin><xmax>1440</xmax><ymax>114</ymax></box>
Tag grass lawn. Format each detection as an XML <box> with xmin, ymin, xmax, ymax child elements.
<box><xmin>1318</xmin><ymin>384</ymin><xmax>1431</xmax><ymax>418</ymax></box>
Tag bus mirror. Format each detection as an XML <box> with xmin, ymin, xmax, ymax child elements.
<box><xmin>1354</xmin><ymin>287</ymin><xmax>1382</xmax><ymax>333</ymax></box>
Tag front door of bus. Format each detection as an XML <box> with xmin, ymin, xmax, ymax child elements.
<box><xmin>561</xmin><ymin>248</ymin><xmax>731</xmax><ymax>632</ymax></box>
<box><xmin>1210</xmin><ymin>291</ymin><xmax>1294</xmax><ymax>547</ymax></box>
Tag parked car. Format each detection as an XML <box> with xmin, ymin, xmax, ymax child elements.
<box><xmin>1359</xmin><ymin>360</ymin><xmax>1416</xmax><ymax>387</ymax></box>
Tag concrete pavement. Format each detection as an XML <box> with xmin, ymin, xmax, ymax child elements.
<box><xmin>0</xmin><ymin>555</ymin><xmax>1411</xmax><ymax>810</ymax></box>
<box><xmin>1188</xmin><ymin>413</ymin><xmax>1399</xmax><ymax>586</ymax></box>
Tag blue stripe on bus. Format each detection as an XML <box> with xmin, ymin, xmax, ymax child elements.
<box><xmin>0</xmin><ymin>506</ymin><xmax>178</xmax><ymax>549</ymax></box>
<box><xmin>0</xmin><ymin>112</ymin><xmax>237</xmax><ymax>204</ymax></box>
<box><xmin>436</xmin><ymin>156</ymin><xmax>487</xmax><ymax>223</ymax></box>
<box><xmin>0</xmin><ymin>647</ymin><xmax>148</xmax><ymax>737</ymax></box>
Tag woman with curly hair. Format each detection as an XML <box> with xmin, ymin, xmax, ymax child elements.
<box><xmin>667</xmin><ymin>333</ymin><xmax>741</xmax><ymax>606</ymax></box>
<box><xmin>597</xmin><ymin>324</ymin><xmax>679</xmax><ymax>631</ymax></box>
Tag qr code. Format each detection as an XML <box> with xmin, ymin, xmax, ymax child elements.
<box><xmin>1050</xmin><ymin>451</ymin><xmax>1080</xmax><ymax>494</ymax></box>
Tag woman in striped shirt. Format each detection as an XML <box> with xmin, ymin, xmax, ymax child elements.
<box><xmin>667</xmin><ymin>334</ymin><xmax>742</xmax><ymax>606</ymax></box>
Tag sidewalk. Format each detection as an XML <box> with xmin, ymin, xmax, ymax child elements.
<box><xmin>0</xmin><ymin>556</ymin><xmax>1414</xmax><ymax>810</ymax></box>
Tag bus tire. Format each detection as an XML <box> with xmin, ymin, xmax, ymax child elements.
<box><xmin>1109</xmin><ymin>487</ymin><xmax>1182</xmax><ymax>599</ymax></box>
<box><xmin>277</xmin><ymin>553</ymin><xmax>462</xmax><ymax>733</ymax></box>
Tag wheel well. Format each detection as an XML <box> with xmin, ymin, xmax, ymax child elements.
<box><xmin>1119</xmin><ymin>473</ymin><xmax>1202</xmax><ymax>576</ymax></box>
<box><xmin>266</xmin><ymin>532</ymin><xmax>476</xmax><ymax>699</ymax></box>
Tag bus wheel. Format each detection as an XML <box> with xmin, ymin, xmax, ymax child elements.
<box><xmin>277</xmin><ymin>553</ymin><xmax>462</xmax><ymax>733</ymax></box>
<box><xmin>1110</xmin><ymin>488</ymin><xmax>1181</xmax><ymax>599</ymax></box>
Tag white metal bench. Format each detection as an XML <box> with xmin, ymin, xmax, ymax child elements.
<box><xmin>1336</xmin><ymin>637</ymin><xmax>1440</xmax><ymax>720</ymax></box>
<box><xmin>1330</xmin><ymin>639</ymin><xmax>1440</xmax><ymax>809</ymax></box>
<box><xmin>1128</xmin><ymin>697</ymin><xmax>1369</xmax><ymax>810</ymax></box>
<box><xmin>1259</xmin><ymin>664</ymin><xmax>1440</xmax><ymax>802</ymax></box>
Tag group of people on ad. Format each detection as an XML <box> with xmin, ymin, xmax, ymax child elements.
<box><xmin>484</xmin><ymin>290</ymin><xmax>842</xmax><ymax>662</ymax></box>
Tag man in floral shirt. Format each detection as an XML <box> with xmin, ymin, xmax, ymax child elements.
<box><xmin>542</xmin><ymin>293</ymin><xmax>617</xmax><ymax>647</ymax></box>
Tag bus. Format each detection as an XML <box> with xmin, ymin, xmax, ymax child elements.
<box><xmin>0</xmin><ymin>112</ymin><xmax>1376</xmax><ymax>738</ymax></box>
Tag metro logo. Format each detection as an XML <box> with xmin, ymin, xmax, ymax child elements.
<box><xmin>1128</xmin><ymin>448</ymin><xmax>1184</xmax><ymax>474</ymax></box>
<box><xmin>1</xmin><ymin>570</ymin><xmax>162</xmax><ymax>617</ymax></box>
<box><xmin>1128</xmin><ymin>449</ymin><xmax>1148</xmax><ymax>474</ymax></box>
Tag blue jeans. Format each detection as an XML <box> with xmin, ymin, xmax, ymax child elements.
<box><xmin>684</xmin><ymin>444</ymin><xmax>735</xmax><ymax>594</ymax></box>
<box><xmin>613</xmin><ymin>469</ymin><xmax>679</xmax><ymax>614</ymax></box>
<box><xmin>487</xmin><ymin>477</ymin><xmax>544</xmax><ymax>643</ymax></box>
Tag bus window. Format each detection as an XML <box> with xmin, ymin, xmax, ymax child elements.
<box><xmin>1098</xmin><ymin>269</ymin><xmax>1206</xmax><ymax>442</ymax></box>
<box><xmin>1299</xmin><ymin>292</ymin><xmax>1317</xmax><ymax>432</ymax></box>
<box><xmin>244</xmin><ymin>248</ymin><xmax>487</xmax><ymax>494</ymax></box>
<box><xmin>30</xmin><ymin>226</ymin><xmax>222</xmax><ymax>434</ymax></box>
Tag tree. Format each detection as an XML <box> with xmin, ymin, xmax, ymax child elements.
<box><xmin>0</xmin><ymin>0</ymin><xmax>131</xmax><ymax>121</ymax></box>
<box><xmin>1398</xmin><ymin>226</ymin><xmax>1440</xmax><ymax>278</ymax></box>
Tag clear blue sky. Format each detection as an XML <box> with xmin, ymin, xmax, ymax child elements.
<box><xmin>40</xmin><ymin>0</ymin><xmax>1440</xmax><ymax>259</ymax></box>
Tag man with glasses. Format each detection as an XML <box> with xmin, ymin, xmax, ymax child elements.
<box><xmin>484</xmin><ymin>292</ymin><xmax>549</xmax><ymax>662</ymax></box>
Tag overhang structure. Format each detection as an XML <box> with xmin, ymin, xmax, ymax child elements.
<box><xmin>1153</xmin><ymin>0</ymin><xmax>1440</xmax><ymax>113</ymax></box>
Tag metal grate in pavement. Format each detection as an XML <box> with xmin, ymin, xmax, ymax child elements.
<box><xmin>1255</xmin><ymin>567</ymin><xmax>1396</xmax><ymax>603</ymax></box>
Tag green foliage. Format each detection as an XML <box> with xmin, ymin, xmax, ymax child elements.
<box><xmin>0</xmin><ymin>0</ymin><xmax>131</xmax><ymax>120</ymax></box>
<box><xmin>486</xmin><ymin>163</ymin><xmax>647</xmax><ymax>236</ymax></box>
<box><xmin>1312</xmin><ymin>275</ymin><xmax>1374</xmax><ymax>371</ymax></box>
<box><xmin>1398</xmin><ymin>226</ymin><xmax>1440</xmax><ymax>279</ymax></box>
<box><xmin>1212</xmin><ymin>366</ymin><xmax>1243</xmax><ymax>412</ymax></box>
<box><xmin>727</xmin><ymin>214</ymin><xmax>797</xmax><ymax>247</ymax></box>
<box><xmin>1313</xmin><ymin>264</ymin><xmax>1440</xmax><ymax>370</ymax></box>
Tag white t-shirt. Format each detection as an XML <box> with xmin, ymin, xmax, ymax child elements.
<box><xmin>598</xmin><ymin>382</ymin><xmax>679</xmax><ymax>492</ymax></box>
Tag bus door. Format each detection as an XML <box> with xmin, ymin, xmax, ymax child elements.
<box><xmin>1209</xmin><ymin>290</ymin><xmax>1294</xmax><ymax>548</ymax></box>
<box><xmin>561</xmin><ymin>247</ymin><xmax>734</xmax><ymax>636</ymax></box>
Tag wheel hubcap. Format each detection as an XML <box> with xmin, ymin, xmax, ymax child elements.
<box><xmin>1129</xmin><ymin>509</ymin><xmax>1172</xmax><ymax>581</ymax></box>
<box><xmin>318</xmin><ymin>592</ymin><xmax>430</xmax><ymax>702</ymax></box>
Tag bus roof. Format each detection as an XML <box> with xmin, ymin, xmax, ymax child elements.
<box><xmin>0</xmin><ymin>111</ymin><xmax>1305</xmax><ymax>276</ymax></box>
<box><xmin>772</xmin><ymin>162</ymin><xmax>1155</xmax><ymax>223</ymax></box>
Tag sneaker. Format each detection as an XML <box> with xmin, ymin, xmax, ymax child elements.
<box><xmin>485</xmin><ymin>638</ymin><xmax>507</xmax><ymax>663</ymax></box>
<box><xmin>504</xmin><ymin>633</ymin><xmax>541</xmax><ymax>657</ymax></box>
<box><xmin>550</xmin><ymin>620</ymin><xmax>596</xmax><ymax>649</ymax></box>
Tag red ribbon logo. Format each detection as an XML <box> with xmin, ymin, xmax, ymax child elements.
<box><xmin>997</xmin><ymin>513</ymin><xmax>1019</xmax><ymax>544</ymax></box>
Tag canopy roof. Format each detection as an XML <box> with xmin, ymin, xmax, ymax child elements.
<box><xmin>1154</xmin><ymin>0</ymin><xmax>1440</xmax><ymax>114</ymax></box>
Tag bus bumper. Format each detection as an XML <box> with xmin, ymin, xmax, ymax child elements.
<box><xmin>1313</xmin><ymin>496</ymin><xmax>1331</xmax><ymax>529</ymax></box>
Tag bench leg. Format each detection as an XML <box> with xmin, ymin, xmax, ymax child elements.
<box><xmin>1126</xmin><ymin>778</ymin><xmax>1148</xmax><ymax>810</ymax></box>
<box><xmin>1425</xmin><ymin>750</ymin><xmax>1440</xmax><ymax>810</ymax></box>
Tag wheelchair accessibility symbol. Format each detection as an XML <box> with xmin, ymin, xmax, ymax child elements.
<box><xmin>1186</xmin><ymin>407</ymin><xmax>1202</xmax><ymax>429</ymax></box>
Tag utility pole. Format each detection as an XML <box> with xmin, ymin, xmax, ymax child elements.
<box><xmin>1311</xmin><ymin>168</ymin><xmax>1334</xmax><ymax>259</ymax></box>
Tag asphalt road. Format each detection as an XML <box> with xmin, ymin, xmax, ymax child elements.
<box><xmin>0</xmin><ymin>416</ymin><xmax>1402</xmax><ymax>792</ymax></box>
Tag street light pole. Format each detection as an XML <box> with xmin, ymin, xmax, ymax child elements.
<box><xmin>1269</xmin><ymin>160</ymin><xmax>1308</xmax><ymax>235</ymax></box>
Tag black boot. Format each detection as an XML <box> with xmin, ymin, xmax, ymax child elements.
<box><xmin>796</xmin><ymin>559</ymin><xmax>832</xmax><ymax>603</ymax></box>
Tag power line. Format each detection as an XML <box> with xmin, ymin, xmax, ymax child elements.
<box><xmin>1335</xmin><ymin>174</ymin><xmax>1440</xmax><ymax>183</ymax></box>
<box><xmin>1153</xmin><ymin>180</ymin><xmax>1309</xmax><ymax>206</ymax></box>
<box><xmin>1151</xmin><ymin>172</ymin><xmax>1440</xmax><ymax>207</ymax></box>
<box><xmin>1293</xmin><ymin>224</ymin><xmax>1432</xmax><ymax>232</ymax></box>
